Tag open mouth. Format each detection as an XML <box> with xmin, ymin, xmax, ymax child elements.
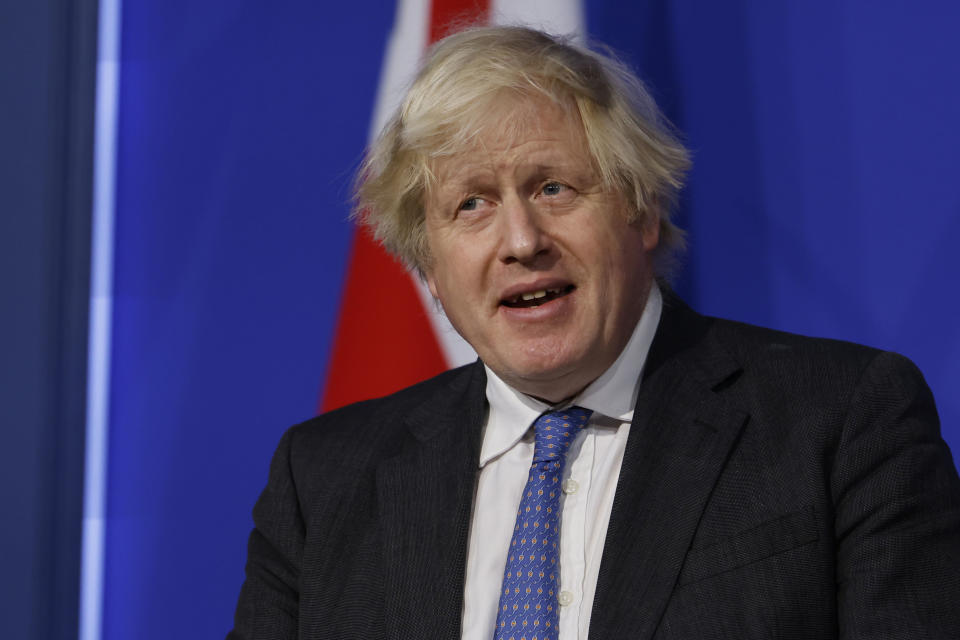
<box><xmin>501</xmin><ymin>285</ymin><xmax>575</xmax><ymax>309</ymax></box>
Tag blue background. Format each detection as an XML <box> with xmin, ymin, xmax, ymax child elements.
<box><xmin>100</xmin><ymin>1</ymin><xmax>960</xmax><ymax>637</ymax></box>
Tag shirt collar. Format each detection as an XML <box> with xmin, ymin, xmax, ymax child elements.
<box><xmin>480</xmin><ymin>283</ymin><xmax>663</xmax><ymax>467</ymax></box>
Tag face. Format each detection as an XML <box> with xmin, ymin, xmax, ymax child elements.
<box><xmin>423</xmin><ymin>98</ymin><xmax>658</xmax><ymax>403</ymax></box>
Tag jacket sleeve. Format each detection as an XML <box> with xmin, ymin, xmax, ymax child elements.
<box><xmin>227</xmin><ymin>427</ymin><xmax>302</xmax><ymax>640</ymax></box>
<box><xmin>832</xmin><ymin>351</ymin><xmax>960</xmax><ymax>638</ymax></box>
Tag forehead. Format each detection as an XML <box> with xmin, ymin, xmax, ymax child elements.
<box><xmin>429</xmin><ymin>96</ymin><xmax>595</xmax><ymax>187</ymax></box>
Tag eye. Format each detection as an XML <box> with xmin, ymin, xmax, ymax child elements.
<box><xmin>541</xmin><ymin>182</ymin><xmax>568</xmax><ymax>196</ymax></box>
<box><xmin>458</xmin><ymin>196</ymin><xmax>483</xmax><ymax>211</ymax></box>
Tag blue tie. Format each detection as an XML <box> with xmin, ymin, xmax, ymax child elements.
<box><xmin>493</xmin><ymin>407</ymin><xmax>593</xmax><ymax>640</ymax></box>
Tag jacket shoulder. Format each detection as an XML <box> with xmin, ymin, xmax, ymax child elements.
<box><xmin>702</xmin><ymin>316</ymin><xmax>935</xmax><ymax>445</ymax></box>
<box><xmin>281</xmin><ymin>361</ymin><xmax>484</xmax><ymax>473</ymax></box>
<box><xmin>708</xmin><ymin>316</ymin><xmax>909</xmax><ymax>379</ymax></box>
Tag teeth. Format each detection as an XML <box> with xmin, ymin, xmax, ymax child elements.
<box><xmin>508</xmin><ymin>288</ymin><xmax>568</xmax><ymax>304</ymax></box>
<box><xmin>506</xmin><ymin>287</ymin><xmax>572</xmax><ymax>305</ymax></box>
<box><xmin>521</xmin><ymin>290</ymin><xmax>548</xmax><ymax>301</ymax></box>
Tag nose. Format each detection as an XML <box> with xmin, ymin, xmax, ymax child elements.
<box><xmin>496</xmin><ymin>196</ymin><xmax>551</xmax><ymax>264</ymax></box>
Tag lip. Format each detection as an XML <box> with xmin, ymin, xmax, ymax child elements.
<box><xmin>496</xmin><ymin>280</ymin><xmax>577</xmax><ymax>323</ymax></box>
<box><xmin>498</xmin><ymin>278</ymin><xmax>575</xmax><ymax>306</ymax></box>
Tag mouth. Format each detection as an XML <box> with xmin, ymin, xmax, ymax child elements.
<box><xmin>500</xmin><ymin>285</ymin><xmax>576</xmax><ymax>309</ymax></box>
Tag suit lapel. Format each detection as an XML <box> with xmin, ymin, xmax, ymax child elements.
<box><xmin>590</xmin><ymin>295</ymin><xmax>748</xmax><ymax>639</ymax></box>
<box><xmin>377</xmin><ymin>363</ymin><xmax>486</xmax><ymax>640</ymax></box>
<box><xmin>373</xmin><ymin>295</ymin><xmax>747</xmax><ymax>639</ymax></box>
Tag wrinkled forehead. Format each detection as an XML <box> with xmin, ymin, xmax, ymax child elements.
<box><xmin>424</xmin><ymin>93</ymin><xmax>590</xmax><ymax>183</ymax></box>
<box><xmin>484</xmin><ymin>96</ymin><xmax>580</xmax><ymax>147</ymax></box>
<box><xmin>414</xmin><ymin>88</ymin><xmax>582</xmax><ymax>155</ymax></box>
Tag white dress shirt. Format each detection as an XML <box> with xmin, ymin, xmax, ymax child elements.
<box><xmin>461</xmin><ymin>284</ymin><xmax>663</xmax><ymax>639</ymax></box>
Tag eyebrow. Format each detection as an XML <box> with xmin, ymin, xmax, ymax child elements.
<box><xmin>440</xmin><ymin>159</ymin><xmax>582</xmax><ymax>186</ymax></box>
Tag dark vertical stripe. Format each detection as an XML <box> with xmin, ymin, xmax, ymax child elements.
<box><xmin>0</xmin><ymin>1</ymin><xmax>99</xmax><ymax>638</ymax></box>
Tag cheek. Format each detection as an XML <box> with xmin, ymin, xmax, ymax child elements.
<box><xmin>437</xmin><ymin>243</ymin><xmax>486</xmax><ymax>292</ymax></box>
<box><xmin>432</xmin><ymin>261</ymin><xmax>478</xmax><ymax>313</ymax></box>
<box><xmin>597</xmin><ymin>232</ymin><xmax>649</xmax><ymax>297</ymax></box>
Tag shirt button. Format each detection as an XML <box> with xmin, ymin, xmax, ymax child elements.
<box><xmin>558</xmin><ymin>590</ymin><xmax>574</xmax><ymax>607</ymax></box>
<box><xmin>562</xmin><ymin>479</ymin><xmax>579</xmax><ymax>494</ymax></box>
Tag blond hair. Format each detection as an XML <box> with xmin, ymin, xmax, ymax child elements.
<box><xmin>354</xmin><ymin>25</ymin><xmax>690</xmax><ymax>273</ymax></box>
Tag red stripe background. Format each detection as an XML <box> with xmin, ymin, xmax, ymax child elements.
<box><xmin>320</xmin><ymin>0</ymin><xmax>490</xmax><ymax>412</ymax></box>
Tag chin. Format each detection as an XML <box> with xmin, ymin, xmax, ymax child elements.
<box><xmin>508</xmin><ymin>350</ymin><xmax>577</xmax><ymax>378</ymax></box>
<box><xmin>503</xmin><ymin>357</ymin><xmax>590</xmax><ymax>398</ymax></box>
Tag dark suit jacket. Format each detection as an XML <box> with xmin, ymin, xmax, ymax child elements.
<box><xmin>229</xmin><ymin>295</ymin><xmax>960</xmax><ymax>639</ymax></box>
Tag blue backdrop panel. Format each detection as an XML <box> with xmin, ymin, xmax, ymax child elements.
<box><xmin>104</xmin><ymin>1</ymin><xmax>394</xmax><ymax>637</ymax></box>
<box><xmin>103</xmin><ymin>1</ymin><xmax>959</xmax><ymax>638</ymax></box>
<box><xmin>587</xmin><ymin>0</ymin><xmax>960</xmax><ymax>455</ymax></box>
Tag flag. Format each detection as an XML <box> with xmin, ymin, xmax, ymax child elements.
<box><xmin>321</xmin><ymin>0</ymin><xmax>584</xmax><ymax>410</ymax></box>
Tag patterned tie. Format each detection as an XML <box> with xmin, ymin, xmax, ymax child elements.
<box><xmin>493</xmin><ymin>406</ymin><xmax>593</xmax><ymax>640</ymax></box>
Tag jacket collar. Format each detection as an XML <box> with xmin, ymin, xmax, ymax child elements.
<box><xmin>589</xmin><ymin>290</ymin><xmax>748</xmax><ymax>639</ymax></box>
<box><xmin>376</xmin><ymin>361</ymin><xmax>486</xmax><ymax>639</ymax></box>
<box><xmin>376</xmin><ymin>292</ymin><xmax>747</xmax><ymax>640</ymax></box>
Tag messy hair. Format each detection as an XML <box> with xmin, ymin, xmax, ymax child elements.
<box><xmin>354</xmin><ymin>25</ymin><xmax>690</xmax><ymax>273</ymax></box>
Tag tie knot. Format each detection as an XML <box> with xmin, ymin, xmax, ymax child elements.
<box><xmin>532</xmin><ymin>406</ymin><xmax>592</xmax><ymax>463</ymax></box>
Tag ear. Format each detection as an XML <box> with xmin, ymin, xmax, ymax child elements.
<box><xmin>642</xmin><ymin>217</ymin><xmax>660</xmax><ymax>252</ymax></box>
<box><xmin>425</xmin><ymin>270</ymin><xmax>440</xmax><ymax>299</ymax></box>
<box><xmin>643</xmin><ymin>196</ymin><xmax>662</xmax><ymax>253</ymax></box>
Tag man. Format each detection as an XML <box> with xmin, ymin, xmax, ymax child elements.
<box><xmin>229</xmin><ymin>26</ymin><xmax>960</xmax><ymax>639</ymax></box>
